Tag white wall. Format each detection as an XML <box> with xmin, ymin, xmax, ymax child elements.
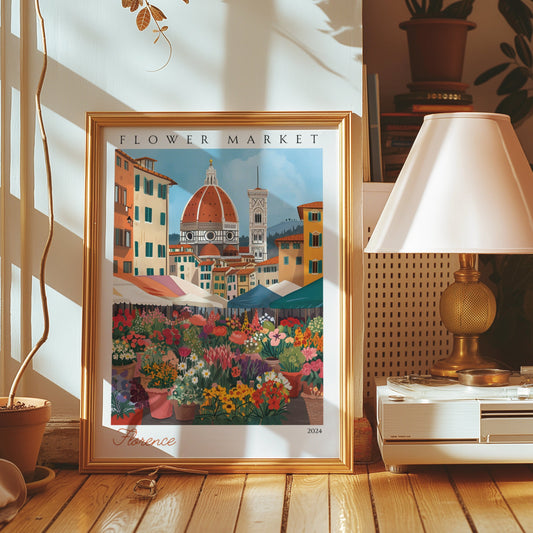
<box><xmin>1</xmin><ymin>0</ymin><xmax>363</xmax><ymax>418</ymax></box>
<box><xmin>364</xmin><ymin>0</ymin><xmax>533</xmax><ymax>161</ymax></box>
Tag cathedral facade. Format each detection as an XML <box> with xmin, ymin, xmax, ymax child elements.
<box><xmin>180</xmin><ymin>160</ymin><xmax>268</xmax><ymax>260</ymax></box>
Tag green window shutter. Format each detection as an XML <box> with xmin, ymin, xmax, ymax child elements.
<box><xmin>309</xmin><ymin>260</ymin><xmax>312</xmax><ymax>273</ymax></box>
<box><xmin>134</xmin><ymin>206</ymin><xmax>139</xmax><ymax>221</ymax></box>
<box><xmin>319</xmin><ymin>233</ymin><xmax>322</xmax><ymax>246</ymax></box>
<box><xmin>308</xmin><ymin>211</ymin><xmax>312</xmax><ymax>221</ymax></box>
<box><xmin>135</xmin><ymin>174</ymin><xmax>140</xmax><ymax>191</ymax></box>
<box><xmin>159</xmin><ymin>268</ymin><xmax>165</xmax><ymax>275</ymax></box>
<box><xmin>309</xmin><ymin>233</ymin><xmax>312</xmax><ymax>247</ymax></box>
<box><xmin>318</xmin><ymin>260</ymin><xmax>323</xmax><ymax>273</ymax></box>
<box><xmin>318</xmin><ymin>212</ymin><xmax>322</xmax><ymax>221</ymax></box>
<box><xmin>134</xmin><ymin>241</ymin><xmax>138</xmax><ymax>257</ymax></box>
<box><xmin>160</xmin><ymin>212</ymin><xmax>166</xmax><ymax>225</ymax></box>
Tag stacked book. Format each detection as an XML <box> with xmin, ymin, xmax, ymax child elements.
<box><xmin>379</xmin><ymin>91</ymin><xmax>474</xmax><ymax>182</ymax></box>
<box><xmin>380</xmin><ymin>113</ymin><xmax>423</xmax><ymax>182</ymax></box>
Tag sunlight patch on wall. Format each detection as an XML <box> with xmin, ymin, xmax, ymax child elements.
<box><xmin>31</xmin><ymin>276</ymin><xmax>81</xmax><ymax>399</ymax></box>
<box><xmin>10</xmin><ymin>0</ymin><xmax>20</xmax><ymax>38</ymax></box>
<box><xmin>9</xmin><ymin>264</ymin><xmax>21</xmax><ymax>363</ymax></box>
<box><xmin>10</xmin><ymin>87</ymin><xmax>20</xmax><ymax>199</ymax></box>
<box><xmin>33</xmin><ymin>105</ymin><xmax>86</xmax><ymax>238</ymax></box>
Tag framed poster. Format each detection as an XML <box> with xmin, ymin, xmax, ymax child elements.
<box><xmin>80</xmin><ymin>111</ymin><xmax>355</xmax><ymax>473</ymax></box>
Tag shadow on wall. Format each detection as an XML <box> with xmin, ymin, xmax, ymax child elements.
<box><xmin>1</xmin><ymin>0</ymin><xmax>360</xmax><ymax>413</ymax></box>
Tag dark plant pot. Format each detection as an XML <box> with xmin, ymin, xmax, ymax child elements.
<box><xmin>0</xmin><ymin>397</ymin><xmax>51</xmax><ymax>482</ymax></box>
<box><xmin>400</xmin><ymin>18</ymin><xmax>476</xmax><ymax>90</ymax></box>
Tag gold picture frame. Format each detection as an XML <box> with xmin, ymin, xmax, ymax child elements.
<box><xmin>80</xmin><ymin>111</ymin><xmax>355</xmax><ymax>473</ymax></box>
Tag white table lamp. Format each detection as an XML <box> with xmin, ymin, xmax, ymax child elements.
<box><xmin>365</xmin><ymin>112</ymin><xmax>533</xmax><ymax>377</ymax></box>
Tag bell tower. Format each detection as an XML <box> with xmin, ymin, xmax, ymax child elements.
<box><xmin>248</xmin><ymin>167</ymin><xmax>268</xmax><ymax>261</ymax></box>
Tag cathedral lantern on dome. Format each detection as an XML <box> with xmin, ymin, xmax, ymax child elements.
<box><xmin>180</xmin><ymin>160</ymin><xmax>240</xmax><ymax>258</ymax></box>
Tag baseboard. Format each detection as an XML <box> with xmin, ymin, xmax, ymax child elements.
<box><xmin>40</xmin><ymin>417</ymin><xmax>80</xmax><ymax>466</ymax></box>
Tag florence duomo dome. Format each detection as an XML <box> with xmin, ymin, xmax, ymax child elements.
<box><xmin>180</xmin><ymin>160</ymin><xmax>240</xmax><ymax>258</ymax></box>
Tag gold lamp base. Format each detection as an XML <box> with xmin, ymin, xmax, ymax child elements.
<box><xmin>430</xmin><ymin>254</ymin><xmax>498</xmax><ymax>378</ymax></box>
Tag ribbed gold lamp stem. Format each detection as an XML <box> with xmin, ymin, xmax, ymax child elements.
<box><xmin>431</xmin><ymin>253</ymin><xmax>497</xmax><ymax>377</ymax></box>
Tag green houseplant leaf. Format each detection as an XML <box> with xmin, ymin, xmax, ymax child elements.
<box><xmin>515</xmin><ymin>34</ymin><xmax>533</xmax><ymax>67</ymax></box>
<box><xmin>497</xmin><ymin>66</ymin><xmax>530</xmax><ymax>94</ymax></box>
<box><xmin>474</xmin><ymin>63</ymin><xmax>511</xmax><ymax>85</ymax></box>
<box><xmin>498</xmin><ymin>0</ymin><xmax>533</xmax><ymax>39</ymax></box>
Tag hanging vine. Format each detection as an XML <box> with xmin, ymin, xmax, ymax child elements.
<box><xmin>121</xmin><ymin>0</ymin><xmax>190</xmax><ymax>71</ymax></box>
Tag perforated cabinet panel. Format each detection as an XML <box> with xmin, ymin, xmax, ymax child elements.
<box><xmin>362</xmin><ymin>184</ymin><xmax>457</xmax><ymax>404</ymax></box>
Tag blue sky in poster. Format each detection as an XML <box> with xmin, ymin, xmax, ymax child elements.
<box><xmin>124</xmin><ymin>148</ymin><xmax>323</xmax><ymax>237</ymax></box>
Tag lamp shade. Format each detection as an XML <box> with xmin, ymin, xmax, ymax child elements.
<box><xmin>365</xmin><ymin>113</ymin><xmax>533</xmax><ymax>254</ymax></box>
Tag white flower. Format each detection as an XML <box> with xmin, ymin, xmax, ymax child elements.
<box><xmin>192</xmin><ymin>376</ymin><xmax>198</xmax><ymax>384</ymax></box>
<box><xmin>202</xmin><ymin>369</ymin><xmax>210</xmax><ymax>378</ymax></box>
<box><xmin>196</xmin><ymin>361</ymin><xmax>205</xmax><ymax>369</ymax></box>
<box><xmin>190</xmin><ymin>353</ymin><xmax>198</xmax><ymax>362</ymax></box>
<box><xmin>178</xmin><ymin>362</ymin><xmax>187</xmax><ymax>371</ymax></box>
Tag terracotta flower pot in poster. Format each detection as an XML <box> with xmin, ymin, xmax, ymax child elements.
<box><xmin>172</xmin><ymin>401</ymin><xmax>198</xmax><ymax>422</ymax></box>
<box><xmin>281</xmin><ymin>371</ymin><xmax>303</xmax><ymax>398</ymax></box>
<box><xmin>146</xmin><ymin>390</ymin><xmax>173</xmax><ymax>419</ymax></box>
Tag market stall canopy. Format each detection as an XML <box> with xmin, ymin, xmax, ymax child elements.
<box><xmin>115</xmin><ymin>274</ymin><xmax>180</xmax><ymax>299</ymax></box>
<box><xmin>268</xmin><ymin>280</ymin><xmax>301</xmax><ymax>297</ymax></box>
<box><xmin>139</xmin><ymin>275</ymin><xmax>186</xmax><ymax>297</ymax></box>
<box><xmin>113</xmin><ymin>277</ymin><xmax>175</xmax><ymax>306</ymax></box>
<box><xmin>269</xmin><ymin>277</ymin><xmax>323</xmax><ymax>309</ymax></box>
<box><xmin>173</xmin><ymin>292</ymin><xmax>227</xmax><ymax>308</ymax></box>
<box><xmin>227</xmin><ymin>284</ymin><xmax>280</xmax><ymax>309</ymax></box>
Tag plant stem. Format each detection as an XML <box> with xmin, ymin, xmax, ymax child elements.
<box><xmin>8</xmin><ymin>0</ymin><xmax>53</xmax><ymax>408</ymax></box>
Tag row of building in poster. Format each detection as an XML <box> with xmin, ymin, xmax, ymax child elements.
<box><xmin>113</xmin><ymin>149</ymin><xmax>323</xmax><ymax>300</ymax></box>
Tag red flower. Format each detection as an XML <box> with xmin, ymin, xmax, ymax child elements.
<box><xmin>213</xmin><ymin>325</ymin><xmax>227</xmax><ymax>337</ymax></box>
<box><xmin>178</xmin><ymin>347</ymin><xmax>191</xmax><ymax>358</ymax></box>
<box><xmin>231</xmin><ymin>366</ymin><xmax>241</xmax><ymax>378</ymax></box>
<box><xmin>190</xmin><ymin>314</ymin><xmax>207</xmax><ymax>327</ymax></box>
<box><xmin>229</xmin><ymin>330</ymin><xmax>247</xmax><ymax>345</ymax></box>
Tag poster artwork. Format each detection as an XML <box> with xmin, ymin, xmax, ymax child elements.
<box><xmin>111</xmin><ymin>144</ymin><xmax>324</xmax><ymax>427</ymax></box>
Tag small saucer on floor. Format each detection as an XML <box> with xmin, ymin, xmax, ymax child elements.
<box><xmin>26</xmin><ymin>466</ymin><xmax>55</xmax><ymax>495</ymax></box>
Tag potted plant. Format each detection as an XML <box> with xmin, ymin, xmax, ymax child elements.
<box><xmin>278</xmin><ymin>346</ymin><xmax>306</xmax><ymax>398</ymax></box>
<box><xmin>168</xmin><ymin>375</ymin><xmax>203</xmax><ymax>422</ymax></box>
<box><xmin>0</xmin><ymin>0</ymin><xmax>53</xmax><ymax>484</ymax></box>
<box><xmin>140</xmin><ymin>360</ymin><xmax>178</xmax><ymax>419</ymax></box>
<box><xmin>400</xmin><ymin>0</ymin><xmax>476</xmax><ymax>91</ymax></box>
<box><xmin>112</xmin><ymin>338</ymin><xmax>138</xmax><ymax>381</ymax></box>
<box><xmin>474</xmin><ymin>0</ymin><xmax>533</xmax><ymax>124</ymax></box>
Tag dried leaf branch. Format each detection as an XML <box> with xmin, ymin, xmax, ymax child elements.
<box><xmin>121</xmin><ymin>0</ymin><xmax>190</xmax><ymax>71</ymax></box>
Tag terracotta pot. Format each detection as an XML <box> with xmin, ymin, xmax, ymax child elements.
<box><xmin>281</xmin><ymin>371</ymin><xmax>303</xmax><ymax>398</ymax></box>
<box><xmin>400</xmin><ymin>18</ymin><xmax>476</xmax><ymax>89</ymax></box>
<box><xmin>0</xmin><ymin>397</ymin><xmax>51</xmax><ymax>482</ymax></box>
<box><xmin>171</xmin><ymin>401</ymin><xmax>198</xmax><ymax>422</ymax></box>
<box><xmin>146</xmin><ymin>390</ymin><xmax>173</xmax><ymax>419</ymax></box>
<box><xmin>264</xmin><ymin>357</ymin><xmax>281</xmax><ymax>372</ymax></box>
<box><xmin>111</xmin><ymin>407</ymin><xmax>144</xmax><ymax>426</ymax></box>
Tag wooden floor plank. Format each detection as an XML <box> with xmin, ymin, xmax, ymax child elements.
<box><xmin>286</xmin><ymin>474</ymin><xmax>329</xmax><ymax>533</ymax></box>
<box><xmin>449</xmin><ymin>465</ymin><xmax>523</xmax><ymax>533</ymax></box>
<box><xmin>330</xmin><ymin>466</ymin><xmax>376</xmax><ymax>533</ymax></box>
<box><xmin>407</xmin><ymin>466</ymin><xmax>471</xmax><ymax>533</ymax></box>
<box><xmin>368</xmin><ymin>461</ymin><xmax>424</xmax><ymax>533</ymax></box>
<box><xmin>136</xmin><ymin>474</ymin><xmax>205</xmax><ymax>533</ymax></box>
<box><xmin>46</xmin><ymin>474</ymin><xmax>123</xmax><ymax>532</ymax></box>
<box><xmin>1</xmin><ymin>470</ymin><xmax>87</xmax><ymax>533</ymax></box>
<box><xmin>88</xmin><ymin>475</ymin><xmax>152</xmax><ymax>533</ymax></box>
<box><xmin>235</xmin><ymin>474</ymin><xmax>286</xmax><ymax>533</ymax></box>
<box><xmin>489</xmin><ymin>464</ymin><xmax>533</xmax><ymax>532</ymax></box>
<box><xmin>186</xmin><ymin>474</ymin><xmax>246</xmax><ymax>533</ymax></box>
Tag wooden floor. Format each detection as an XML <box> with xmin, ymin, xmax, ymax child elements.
<box><xmin>3</xmin><ymin>462</ymin><xmax>533</xmax><ymax>532</ymax></box>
